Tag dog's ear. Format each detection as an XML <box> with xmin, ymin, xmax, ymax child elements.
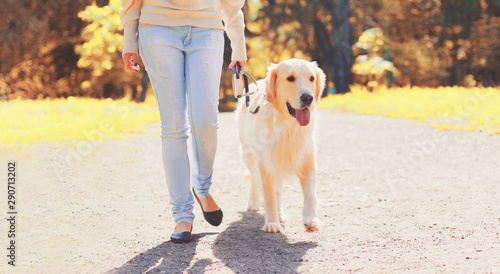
<box><xmin>313</xmin><ymin>62</ymin><xmax>326</xmax><ymax>102</ymax></box>
<box><xmin>266</xmin><ymin>64</ymin><xmax>278</xmax><ymax>102</ymax></box>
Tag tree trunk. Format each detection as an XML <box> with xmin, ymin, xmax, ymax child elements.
<box><xmin>326</xmin><ymin>0</ymin><xmax>353</xmax><ymax>94</ymax></box>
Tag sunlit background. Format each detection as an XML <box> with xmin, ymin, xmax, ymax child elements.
<box><xmin>1</xmin><ymin>0</ymin><xmax>500</xmax><ymax>145</ymax></box>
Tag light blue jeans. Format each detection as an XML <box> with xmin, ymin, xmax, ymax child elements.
<box><xmin>138</xmin><ymin>25</ymin><xmax>224</xmax><ymax>225</ymax></box>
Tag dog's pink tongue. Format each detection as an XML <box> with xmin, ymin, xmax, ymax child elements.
<box><xmin>295</xmin><ymin>108</ymin><xmax>310</xmax><ymax>126</ymax></box>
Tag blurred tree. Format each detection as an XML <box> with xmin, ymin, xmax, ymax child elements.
<box><xmin>77</xmin><ymin>0</ymin><xmax>123</xmax><ymax>78</ymax></box>
<box><xmin>440</xmin><ymin>0</ymin><xmax>482</xmax><ymax>85</ymax></box>
<box><xmin>0</xmin><ymin>0</ymin><xmax>93</xmax><ymax>99</ymax></box>
<box><xmin>468</xmin><ymin>10</ymin><xmax>500</xmax><ymax>86</ymax></box>
<box><xmin>349</xmin><ymin>0</ymin><xmax>499</xmax><ymax>87</ymax></box>
<box><xmin>245</xmin><ymin>0</ymin><xmax>318</xmax><ymax>79</ymax></box>
<box><xmin>2</xmin><ymin>0</ymin><xmax>500</xmax><ymax>100</ymax></box>
<box><xmin>352</xmin><ymin>28</ymin><xmax>398</xmax><ymax>91</ymax></box>
<box><xmin>486</xmin><ymin>0</ymin><xmax>500</xmax><ymax>16</ymax></box>
<box><xmin>77</xmin><ymin>0</ymin><xmax>145</xmax><ymax>100</ymax></box>
<box><xmin>350</xmin><ymin>0</ymin><xmax>445</xmax><ymax>87</ymax></box>
<box><xmin>245</xmin><ymin>0</ymin><xmax>353</xmax><ymax>95</ymax></box>
<box><xmin>325</xmin><ymin>0</ymin><xmax>353</xmax><ymax>93</ymax></box>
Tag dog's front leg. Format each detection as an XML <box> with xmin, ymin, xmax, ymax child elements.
<box><xmin>274</xmin><ymin>179</ymin><xmax>288</xmax><ymax>223</ymax></box>
<box><xmin>259</xmin><ymin>164</ymin><xmax>282</xmax><ymax>233</ymax></box>
<box><xmin>247</xmin><ymin>173</ymin><xmax>262</xmax><ymax>211</ymax></box>
<box><xmin>300</xmin><ymin>159</ymin><xmax>319</xmax><ymax>231</ymax></box>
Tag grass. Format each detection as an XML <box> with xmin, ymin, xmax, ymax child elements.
<box><xmin>1</xmin><ymin>86</ymin><xmax>499</xmax><ymax>146</ymax></box>
<box><xmin>320</xmin><ymin>86</ymin><xmax>500</xmax><ymax>134</ymax></box>
<box><xmin>0</xmin><ymin>96</ymin><xmax>160</xmax><ymax>146</ymax></box>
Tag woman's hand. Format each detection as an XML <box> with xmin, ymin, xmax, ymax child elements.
<box><xmin>229</xmin><ymin>60</ymin><xmax>247</xmax><ymax>70</ymax></box>
<box><xmin>122</xmin><ymin>52</ymin><xmax>141</xmax><ymax>72</ymax></box>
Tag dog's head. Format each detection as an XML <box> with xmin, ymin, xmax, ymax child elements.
<box><xmin>265</xmin><ymin>59</ymin><xmax>326</xmax><ymax>126</ymax></box>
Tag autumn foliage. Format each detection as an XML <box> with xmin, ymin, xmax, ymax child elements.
<box><xmin>0</xmin><ymin>0</ymin><xmax>499</xmax><ymax>100</ymax></box>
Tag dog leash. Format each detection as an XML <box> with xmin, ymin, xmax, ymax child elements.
<box><xmin>244</xmin><ymin>74</ymin><xmax>261</xmax><ymax>114</ymax></box>
<box><xmin>233</xmin><ymin>63</ymin><xmax>260</xmax><ymax>114</ymax></box>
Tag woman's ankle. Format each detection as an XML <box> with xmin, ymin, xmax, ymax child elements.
<box><xmin>197</xmin><ymin>194</ymin><xmax>220</xmax><ymax>212</ymax></box>
<box><xmin>174</xmin><ymin>221</ymin><xmax>192</xmax><ymax>233</ymax></box>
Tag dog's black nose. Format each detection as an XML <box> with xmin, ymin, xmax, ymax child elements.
<box><xmin>300</xmin><ymin>93</ymin><xmax>314</xmax><ymax>106</ymax></box>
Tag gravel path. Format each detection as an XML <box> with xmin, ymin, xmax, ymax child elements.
<box><xmin>2</xmin><ymin>109</ymin><xmax>499</xmax><ymax>273</ymax></box>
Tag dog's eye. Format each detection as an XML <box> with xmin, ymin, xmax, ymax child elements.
<box><xmin>309</xmin><ymin>76</ymin><xmax>315</xmax><ymax>82</ymax></box>
<box><xmin>287</xmin><ymin>76</ymin><xmax>296</xmax><ymax>82</ymax></box>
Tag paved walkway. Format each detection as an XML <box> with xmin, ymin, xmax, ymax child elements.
<box><xmin>3</xmin><ymin>109</ymin><xmax>499</xmax><ymax>273</ymax></box>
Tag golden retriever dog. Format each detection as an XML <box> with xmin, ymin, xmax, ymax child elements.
<box><xmin>237</xmin><ymin>59</ymin><xmax>326</xmax><ymax>233</ymax></box>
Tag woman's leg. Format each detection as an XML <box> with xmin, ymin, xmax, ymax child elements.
<box><xmin>138</xmin><ymin>25</ymin><xmax>195</xmax><ymax>225</ymax></box>
<box><xmin>184</xmin><ymin>27</ymin><xmax>225</xmax><ymax>198</ymax></box>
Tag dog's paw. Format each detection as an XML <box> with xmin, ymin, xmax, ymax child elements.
<box><xmin>262</xmin><ymin>222</ymin><xmax>283</xmax><ymax>233</ymax></box>
<box><xmin>303</xmin><ymin>216</ymin><xmax>319</xmax><ymax>232</ymax></box>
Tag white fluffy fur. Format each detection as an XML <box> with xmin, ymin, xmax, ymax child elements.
<box><xmin>236</xmin><ymin>59</ymin><xmax>326</xmax><ymax>233</ymax></box>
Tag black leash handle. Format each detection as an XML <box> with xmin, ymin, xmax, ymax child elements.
<box><xmin>244</xmin><ymin>73</ymin><xmax>260</xmax><ymax>114</ymax></box>
<box><xmin>235</xmin><ymin>62</ymin><xmax>260</xmax><ymax>114</ymax></box>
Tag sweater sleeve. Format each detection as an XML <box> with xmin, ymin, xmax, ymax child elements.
<box><xmin>221</xmin><ymin>0</ymin><xmax>247</xmax><ymax>61</ymax></box>
<box><xmin>120</xmin><ymin>0</ymin><xmax>143</xmax><ymax>54</ymax></box>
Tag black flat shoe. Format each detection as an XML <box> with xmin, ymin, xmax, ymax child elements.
<box><xmin>170</xmin><ymin>227</ymin><xmax>193</xmax><ymax>244</ymax></box>
<box><xmin>192</xmin><ymin>188</ymin><xmax>223</xmax><ymax>227</ymax></box>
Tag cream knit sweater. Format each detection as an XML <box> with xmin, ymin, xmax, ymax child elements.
<box><xmin>120</xmin><ymin>0</ymin><xmax>247</xmax><ymax>61</ymax></box>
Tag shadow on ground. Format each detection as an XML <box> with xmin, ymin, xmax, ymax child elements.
<box><xmin>213</xmin><ymin>211</ymin><xmax>318</xmax><ymax>273</ymax></box>
<box><xmin>106</xmin><ymin>231</ymin><xmax>218</xmax><ymax>273</ymax></box>
<box><xmin>108</xmin><ymin>211</ymin><xmax>317</xmax><ymax>273</ymax></box>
